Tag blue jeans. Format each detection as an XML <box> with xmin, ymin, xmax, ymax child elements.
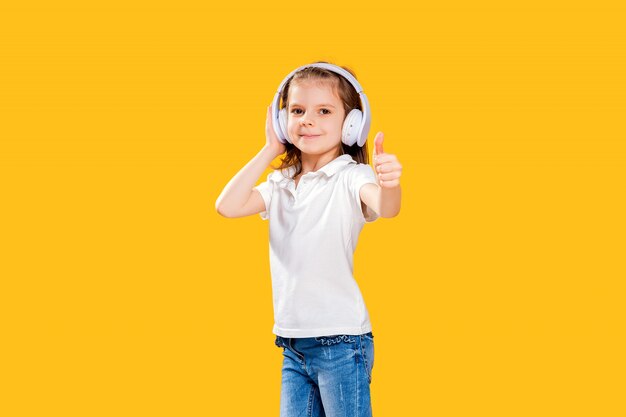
<box><xmin>274</xmin><ymin>332</ymin><xmax>375</xmax><ymax>417</ymax></box>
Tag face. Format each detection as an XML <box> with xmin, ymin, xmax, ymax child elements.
<box><xmin>286</xmin><ymin>80</ymin><xmax>346</xmax><ymax>156</ymax></box>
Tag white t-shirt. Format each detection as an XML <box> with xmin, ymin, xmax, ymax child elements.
<box><xmin>254</xmin><ymin>154</ymin><xmax>379</xmax><ymax>338</ymax></box>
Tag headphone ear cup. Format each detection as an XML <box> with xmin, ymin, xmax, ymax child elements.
<box><xmin>342</xmin><ymin>109</ymin><xmax>363</xmax><ymax>147</ymax></box>
<box><xmin>278</xmin><ymin>108</ymin><xmax>290</xmax><ymax>144</ymax></box>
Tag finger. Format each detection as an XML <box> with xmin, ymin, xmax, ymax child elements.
<box><xmin>378</xmin><ymin>170</ymin><xmax>401</xmax><ymax>181</ymax></box>
<box><xmin>374</xmin><ymin>155</ymin><xmax>395</xmax><ymax>166</ymax></box>
<box><xmin>378</xmin><ymin>160</ymin><xmax>402</xmax><ymax>170</ymax></box>
<box><xmin>374</xmin><ymin>132</ymin><xmax>384</xmax><ymax>156</ymax></box>
<box><xmin>375</xmin><ymin>161</ymin><xmax>393</xmax><ymax>173</ymax></box>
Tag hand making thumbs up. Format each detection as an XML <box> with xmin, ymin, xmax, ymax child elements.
<box><xmin>373</xmin><ymin>132</ymin><xmax>402</xmax><ymax>188</ymax></box>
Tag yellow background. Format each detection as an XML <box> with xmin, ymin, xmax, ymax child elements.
<box><xmin>1</xmin><ymin>1</ymin><xmax>624</xmax><ymax>416</ymax></box>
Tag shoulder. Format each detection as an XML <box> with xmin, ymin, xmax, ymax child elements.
<box><xmin>342</xmin><ymin>162</ymin><xmax>376</xmax><ymax>181</ymax></box>
<box><xmin>337</xmin><ymin>163</ymin><xmax>378</xmax><ymax>201</ymax></box>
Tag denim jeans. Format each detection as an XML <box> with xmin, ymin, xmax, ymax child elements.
<box><xmin>274</xmin><ymin>332</ymin><xmax>375</xmax><ymax>417</ymax></box>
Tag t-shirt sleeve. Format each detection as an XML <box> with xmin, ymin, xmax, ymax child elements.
<box><xmin>253</xmin><ymin>173</ymin><xmax>273</xmax><ymax>221</ymax></box>
<box><xmin>349</xmin><ymin>163</ymin><xmax>380</xmax><ymax>223</ymax></box>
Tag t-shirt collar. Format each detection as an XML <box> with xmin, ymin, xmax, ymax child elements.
<box><xmin>270</xmin><ymin>154</ymin><xmax>356</xmax><ymax>183</ymax></box>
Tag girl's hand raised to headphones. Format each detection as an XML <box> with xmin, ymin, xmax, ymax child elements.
<box><xmin>265</xmin><ymin>105</ymin><xmax>287</xmax><ymax>157</ymax></box>
<box><xmin>373</xmin><ymin>132</ymin><xmax>402</xmax><ymax>188</ymax></box>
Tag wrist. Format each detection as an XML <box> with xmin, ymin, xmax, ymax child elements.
<box><xmin>263</xmin><ymin>145</ymin><xmax>283</xmax><ymax>160</ymax></box>
<box><xmin>261</xmin><ymin>145</ymin><xmax>277</xmax><ymax>157</ymax></box>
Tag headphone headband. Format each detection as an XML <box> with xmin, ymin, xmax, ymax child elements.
<box><xmin>275</xmin><ymin>63</ymin><xmax>365</xmax><ymax>96</ymax></box>
<box><xmin>270</xmin><ymin>63</ymin><xmax>371</xmax><ymax>147</ymax></box>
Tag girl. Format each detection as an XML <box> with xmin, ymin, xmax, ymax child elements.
<box><xmin>215</xmin><ymin>62</ymin><xmax>402</xmax><ymax>417</ymax></box>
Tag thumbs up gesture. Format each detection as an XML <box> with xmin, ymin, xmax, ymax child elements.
<box><xmin>373</xmin><ymin>132</ymin><xmax>402</xmax><ymax>188</ymax></box>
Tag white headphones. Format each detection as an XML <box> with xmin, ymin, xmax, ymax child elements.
<box><xmin>270</xmin><ymin>63</ymin><xmax>371</xmax><ymax>147</ymax></box>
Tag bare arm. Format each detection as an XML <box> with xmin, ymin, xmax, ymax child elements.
<box><xmin>364</xmin><ymin>131</ymin><xmax>402</xmax><ymax>218</ymax></box>
<box><xmin>360</xmin><ymin>182</ymin><xmax>401</xmax><ymax>218</ymax></box>
<box><xmin>216</xmin><ymin>106</ymin><xmax>287</xmax><ymax>217</ymax></box>
<box><xmin>215</xmin><ymin>145</ymin><xmax>279</xmax><ymax>217</ymax></box>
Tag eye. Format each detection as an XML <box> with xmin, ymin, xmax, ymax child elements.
<box><xmin>290</xmin><ymin>108</ymin><xmax>331</xmax><ymax>115</ymax></box>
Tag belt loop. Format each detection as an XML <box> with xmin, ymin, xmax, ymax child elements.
<box><xmin>275</xmin><ymin>335</ymin><xmax>283</xmax><ymax>348</ymax></box>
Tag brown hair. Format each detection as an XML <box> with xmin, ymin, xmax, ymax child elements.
<box><xmin>270</xmin><ymin>61</ymin><xmax>370</xmax><ymax>178</ymax></box>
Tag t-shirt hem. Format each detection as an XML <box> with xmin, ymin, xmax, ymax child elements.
<box><xmin>273</xmin><ymin>324</ymin><xmax>373</xmax><ymax>338</ymax></box>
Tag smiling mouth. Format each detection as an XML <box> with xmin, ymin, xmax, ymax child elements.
<box><xmin>301</xmin><ymin>134</ymin><xmax>320</xmax><ymax>139</ymax></box>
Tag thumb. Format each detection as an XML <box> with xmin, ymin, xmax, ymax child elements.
<box><xmin>374</xmin><ymin>132</ymin><xmax>384</xmax><ymax>157</ymax></box>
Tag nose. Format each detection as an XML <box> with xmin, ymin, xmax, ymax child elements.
<box><xmin>299</xmin><ymin>114</ymin><xmax>314</xmax><ymax>126</ymax></box>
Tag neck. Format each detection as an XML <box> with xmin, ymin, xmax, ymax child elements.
<box><xmin>299</xmin><ymin>146</ymin><xmax>344</xmax><ymax>174</ymax></box>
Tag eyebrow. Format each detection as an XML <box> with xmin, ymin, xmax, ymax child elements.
<box><xmin>289</xmin><ymin>103</ymin><xmax>336</xmax><ymax>108</ymax></box>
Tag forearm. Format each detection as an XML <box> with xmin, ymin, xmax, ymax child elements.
<box><xmin>379</xmin><ymin>184</ymin><xmax>401</xmax><ymax>218</ymax></box>
<box><xmin>215</xmin><ymin>146</ymin><xmax>277</xmax><ymax>214</ymax></box>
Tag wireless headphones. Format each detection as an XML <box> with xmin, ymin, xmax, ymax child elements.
<box><xmin>270</xmin><ymin>63</ymin><xmax>371</xmax><ymax>147</ymax></box>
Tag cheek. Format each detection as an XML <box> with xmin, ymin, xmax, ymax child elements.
<box><xmin>331</xmin><ymin>119</ymin><xmax>344</xmax><ymax>131</ymax></box>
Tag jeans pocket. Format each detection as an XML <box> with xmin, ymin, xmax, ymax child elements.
<box><xmin>360</xmin><ymin>334</ymin><xmax>374</xmax><ymax>383</ymax></box>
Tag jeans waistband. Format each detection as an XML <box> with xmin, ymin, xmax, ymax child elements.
<box><xmin>275</xmin><ymin>331</ymin><xmax>373</xmax><ymax>348</ymax></box>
